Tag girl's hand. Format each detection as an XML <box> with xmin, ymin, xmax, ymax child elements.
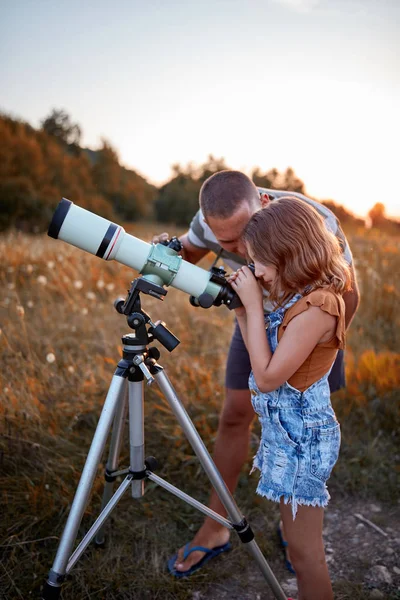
<box><xmin>228</xmin><ymin>270</ymin><xmax>240</xmax><ymax>283</ymax></box>
<box><xmin>228</xmin><ymin>269</ymin><xmax>247</xmax><ymax>317</ymax></box>
<box><xmin>230</xmin><ymin>266</ymin><xmax>263</xmax><ymax>311</ymax></box>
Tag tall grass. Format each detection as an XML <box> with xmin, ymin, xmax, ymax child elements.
<box><xmin>1</xmin><ymin>224</ymin><xmax>399</xmax><ymax>599</ymax></box>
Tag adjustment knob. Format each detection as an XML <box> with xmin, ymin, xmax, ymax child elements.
<box><xmin>148</xmin><ymin>347</ymin><xmax>161</xmax><ymax>360</ymax></box>
<box><xmin>127</xmin><ymin>312</ymin><xmax>145</xmax><ymax>329</ymax></box>
<box><xmin>114</xmin><ymin>298</ymin><xmax>126</xmax><ymax>314</ymax></box>
<box><xmin>145</xmin><ymin>456</ymin><xmax>160</xmax><ymax>471</ymax></box>
<box><xmin>197</xmin><ymin>293</ymin><xmax>214</xmax><ymax>309</ymax></box>
<box><xmin>167</xmin><ymin>236</ymin><xmax>183</xmax><ymax>252</ymax></box>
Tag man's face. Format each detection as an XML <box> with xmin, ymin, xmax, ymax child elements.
<box><xmin>205</xmin><ymin>199</ymin><xmax>262</xmax><ymax>257</ymax></box>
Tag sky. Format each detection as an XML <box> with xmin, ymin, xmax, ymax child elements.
<box><xmin>1</xmin><ymin>0</ymin><xmax>399</xmax><ymax>218</ymax></box>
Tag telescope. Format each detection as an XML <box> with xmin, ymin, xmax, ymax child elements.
<box><xmin>48</xmin><ymin>199</ymin><xmax>242</xmax><ymax>309</ymax></box>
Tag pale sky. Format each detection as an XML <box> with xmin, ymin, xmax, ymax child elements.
<box><xmin>1</xmin><ymin>0</ymin><xmax>399</xmax><ymax>218</ymax></box>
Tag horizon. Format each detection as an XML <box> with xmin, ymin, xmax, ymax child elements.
<box><xmin>1</xmin><ymin>0</ymin><xmax>399</xmax><ymax>219</ymax></box>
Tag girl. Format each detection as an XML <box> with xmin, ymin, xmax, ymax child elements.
<box><xmin>230</xmin><ymin>197</ymin><xmax>352</xmax><ymax>600</ymax></box>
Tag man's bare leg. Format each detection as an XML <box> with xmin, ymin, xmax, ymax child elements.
<box><xmin>174</xmin><ymin>387</ymin><xmax>254</xmax><ymax>572</ymax></box>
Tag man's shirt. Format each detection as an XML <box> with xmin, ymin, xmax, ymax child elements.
<box><xmin>187</xmin><ymin>188</ymin><xmax>353</xmax><ymax>273</ymax></box>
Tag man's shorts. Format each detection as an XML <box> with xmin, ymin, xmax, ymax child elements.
<box><xmin>225</xmin><ymin>322</ymin><xmax>345</xmax><ymax>393</ymax></box>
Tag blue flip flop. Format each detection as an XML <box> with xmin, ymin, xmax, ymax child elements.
<box><xmin>167</xmin><ymin>541</ymin><xmax>232</xmax><ymax>578</ymax></box>
<box><xmin>277</xmin><ymin>524</ymin><xmax>296</xmax><ymax>575</ymax></box>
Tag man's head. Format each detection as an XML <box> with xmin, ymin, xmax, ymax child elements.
<box><xmin>199</xmin><ymin>170</ymin><xmax>269</xmax><ymax>255</ymax></box>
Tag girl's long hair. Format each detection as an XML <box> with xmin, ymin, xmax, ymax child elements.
<box><xmin>242</xmin><ymin>196</ymin><xmax>352</xmax><ymax>307</ymax></box>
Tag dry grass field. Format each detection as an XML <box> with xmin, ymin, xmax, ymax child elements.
<box><xmin>1</xmin><ymin>223</ymin><xmax>399</xmax><ymax>599</ymax></box>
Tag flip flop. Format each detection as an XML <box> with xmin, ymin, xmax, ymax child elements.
<box><xmin>277</xmin><ymin>524</ymin><xmax>296</xmax><ymax>575</ymax></box>
<box><xmin>167</xmin><ymin>541</ymin><xmax>232</xmax><ymax>578</ymax></box>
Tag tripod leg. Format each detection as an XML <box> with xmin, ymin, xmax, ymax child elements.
<box><xmin>154</xmin><ymin>369</ymin><xmax>287</xmax><ymax>600</ymax></box>
<box><xmin>95</xmin><ymin>379</ymin><xmax>128</xmax><ymax>545</ymax></box>
<box><xmin>43</xmin><ymin>375</ymin><xmax>126</xmax><ymax>598</ymax></box>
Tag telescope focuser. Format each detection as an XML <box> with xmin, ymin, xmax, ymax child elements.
<box><xmin>160</xmin><ymin>236</ymin><xmax>183</xmax><ymax>253</ymax></box>
<box><xmin>190</xmin><ymin>266</ymin><xmax>243</xmax><ymax>310</ymax></box>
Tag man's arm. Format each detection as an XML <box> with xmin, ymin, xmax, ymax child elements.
<box><xmin>343</xmin><ymin>263</ymin><xmax>360</xmax><ymax>329</ymax></box>
<box><xmin>179</xmin><ymin>232</ymin><xmax>210</xmax><ymax>264</ymax></box>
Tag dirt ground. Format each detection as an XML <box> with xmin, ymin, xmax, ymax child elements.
<box><xmin>186</xmin><ymin>496</ymin><xmax>400</xmax><ymax>600</ymax></box>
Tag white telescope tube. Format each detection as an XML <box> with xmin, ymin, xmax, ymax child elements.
<box><xmin>48</xmin><ymin>199</ymin><xmax>219</xmax><ymax>299</ymax></box>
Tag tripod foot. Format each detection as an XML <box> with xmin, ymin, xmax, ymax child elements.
<box><xmin>42</xmin><ymin>580</ymin><xmax>62</xmax><ymax>600</ymax></box>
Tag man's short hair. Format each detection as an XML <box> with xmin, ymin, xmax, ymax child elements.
<box><xmin>199</xmin><ymin>170</ymin><xmax>260</xmax><ymax>218</ymax></box>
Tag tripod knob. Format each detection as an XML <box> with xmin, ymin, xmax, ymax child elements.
<box><xmin>145</xmin><ymin>456</ymin><xmax>159</xmax><ymax>471</ymax></box>
<box><xmin>148</xmin><ymin>347</ymin><xmax>161</xmax><ymax>361</ymax></box>
<box><xmin>127</xmin><ymin>312</ymin><xmax>145</xmax><ymax>329</ymax></box>
<box><xmin>114</xmin><ymin>298</ymin><xmax>126</xmax><ymax>314</ymax></box>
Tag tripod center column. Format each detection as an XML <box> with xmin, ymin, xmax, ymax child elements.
<box><xmin>128</xmin><ymin>380</ymin><xmax>145</xmax><ymax>498</ymax></box>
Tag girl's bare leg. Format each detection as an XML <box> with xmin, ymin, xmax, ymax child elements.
<box><xmin>280</xmin><ymin>500</ymin><xmax>333</xmax><ymax>600</ymax></box>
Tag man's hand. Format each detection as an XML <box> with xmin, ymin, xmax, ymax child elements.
<box><xmin>229</xmin><ymin>266</ymin><xmax>263</xmax><ymax>311</ymax></box>
<box><xmin>150</xmin><ymin>231</ymin><xmax>209</xmax><ymax>264</ymax></box>
<box><xmin>151</xmin><ymin>232</ymin><xmax>169</xmax><ymax>244</ymax></box>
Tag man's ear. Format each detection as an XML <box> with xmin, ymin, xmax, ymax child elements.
<box><xmin>260</xmin><ymin>193</ymin><xmax>271</xmax><ymax>208</ymax></box>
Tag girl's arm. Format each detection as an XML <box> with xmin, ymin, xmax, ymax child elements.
<box><xmin>230</xmin><ymin>267</ymin><xmax>273</xmax><ymax>385</ymax></box>
<box><xmin>230</xmin><ymin>270</ymin><xmax>250</xmax><ymax>348</ymax></box>
<box><xmin>231</xmin><ymin>267</ymin><xmax>337</xmax><ymax>393</ymax></box>
<box><xmin>256</xmin><ymin>307</ymin><xmax>336</xmax><ymax>392</ymax></box>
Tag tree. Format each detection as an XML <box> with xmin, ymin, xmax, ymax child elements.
<box><xmin>251</xmin><ymin>167</ymin><xmax>279</xmax><ymax>189</ymax></box>
<box><xmin>154</xmin><ymin>156</ymin><xmax>229</xmax><ymax>225</ymax></box>
<box><xmin>91</xmin><ymin>139</ymin><xmax>121</xmax><ymax>197</ymax></box>
<box><xmin>0</xmin><ymin>113</ymin><xmax>156</xmax><ymax>231</ymax></box>
<box><xmin>155</xmin><ymin>173</ymin><xmax>200</xmax><ymax>225</ymax></box>
<box><xmin>0</xmin><ymin>176</ymin><xmax>51</xmax><ymax>231</ymax></box>
<box><xmin>41</xmin><ymin>109</ymin><xmax>82</xmax><ymax>146</ymax></box>
<box><xmin>368</xmin><ymin>202</ymin><xmax>386</xmax><ymax>228</ymax></box>
<box><xmin>281</xmin><ymin>167</ymin><xmax>305</xmax><ymax>194</ymax></box>
<box><xmin>197</xmin><ymin>155</ymin><xmax>229</xmax><ymax>183</ymax></box>
<box><xmin>251</xmin><ymin>166</ymin><xmax>305</xmax><ymax>194</ymax></box>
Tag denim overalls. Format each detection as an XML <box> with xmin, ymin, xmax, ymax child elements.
<box><xmin>249</xmin><ymin>294</ymin><xmax>341</xmax><ymax>519</ymax></box>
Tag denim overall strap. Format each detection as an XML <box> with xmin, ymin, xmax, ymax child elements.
<box><xmin>263</xmin><ymin>293</ymin><xmax>303</xmax><ymax>411</ymax></box>
<box><xmin>265</xmin><ymin>293</ymin><xmax>303</xmax><ymax>354</ymax></box>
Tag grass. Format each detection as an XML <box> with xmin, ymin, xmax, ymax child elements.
<box><xmin>0</xmin><ymin>223</ymin><xmax>399</xmax><ymax>599</ymax></box>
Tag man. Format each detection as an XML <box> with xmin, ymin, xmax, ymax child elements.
<box><xmin>156</xmin><ymin>170</ymin><xmax>359</xmax><ymax>576</ymax></box>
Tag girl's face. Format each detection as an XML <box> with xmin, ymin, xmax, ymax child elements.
<box><xmin>246</xmin><ymin>243</ymin><xmax>278</xmax><ymax>289</ymax></box>
<box><xmin>253</xmin><ymin>259</ymin><xmax>278</xmax><ymax>289</ymax></box>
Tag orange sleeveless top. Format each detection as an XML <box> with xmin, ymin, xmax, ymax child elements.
<box><xmin>277</xmin><ymin>289</ymin><xmax>346</xmax><ymax>392</ymax></box>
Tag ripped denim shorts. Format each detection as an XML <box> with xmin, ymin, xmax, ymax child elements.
<box><xmin>249</xmin><ymin>371</ymin><xmax>341</xmax><ymax>519</ymax></box>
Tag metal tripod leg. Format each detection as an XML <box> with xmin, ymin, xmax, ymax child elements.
<box><xmin>43</xmin><ymin>375</ymin><xmax>126</xmax><ymax>596</ymax></box>
<box><xmin>95</xmin><ymin>379</ymin><xmax>128</xmax><ymax>545</ymax></box>
<box><xmin>154</xmin><ymin>369</ymin><xmax>287</xmax><ymax>600</ymax></box>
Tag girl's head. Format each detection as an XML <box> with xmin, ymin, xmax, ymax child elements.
<box><xmin>242</xmin><ymin>196</ymin><xmax>352</xmax><ymax>305</ymax></box>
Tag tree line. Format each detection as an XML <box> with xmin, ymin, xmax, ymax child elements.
<box><xmin>0</xmin><ymin>110</ymin><xmax>397</xmax><ymax>234</ymax></box>
<box><xmin>0</xmin><ymin>111</ymin><xmax>156</xmax><ymax>231</ymax></box>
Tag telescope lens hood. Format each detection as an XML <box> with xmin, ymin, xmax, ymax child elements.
<box><xmin>48</xmin><ymin>198</ymin><xmax>73</xmax><ymax>239</ymax></box>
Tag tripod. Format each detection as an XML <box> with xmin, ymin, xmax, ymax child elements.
<box><xmin>42</xmin><ymin>278</ymin><xmax>288</xmax><ymax>600</ymax></box>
